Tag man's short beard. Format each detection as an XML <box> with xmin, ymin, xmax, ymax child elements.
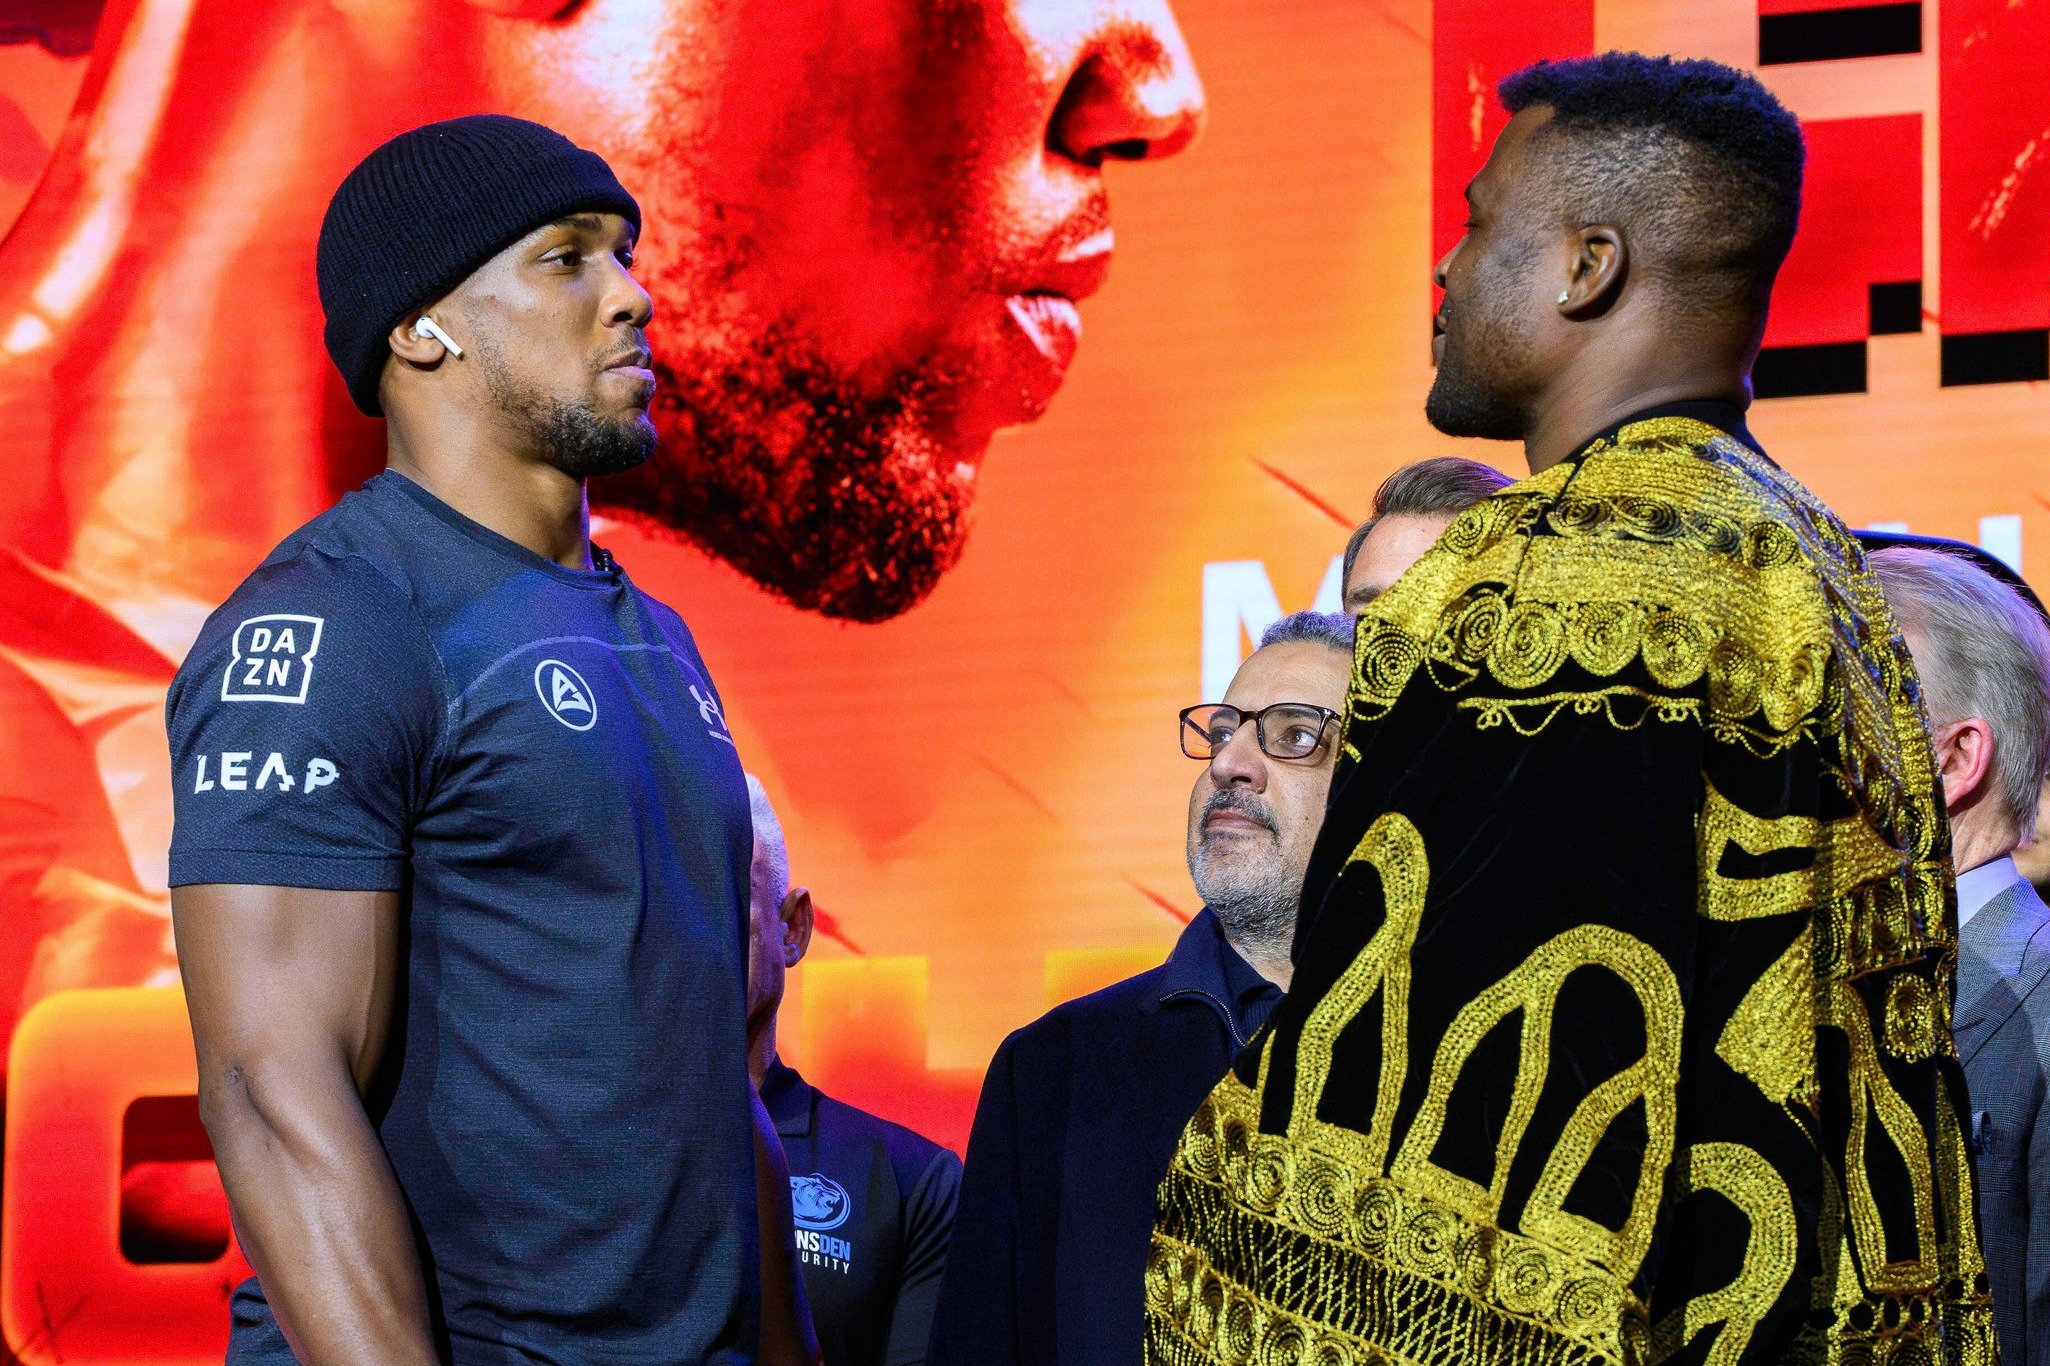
<box><xmin>530</xmin><ymin>402</ymin><xmax>658</xmax><ymax>479</ymax></box>
<box><xmin>1426</xmin><ymin>241</ymin><xmax>1537</xmax><ymax>442</ymax></box>
<box><xmin>598</xmin><ymin>331</ymin><xmax>975</xmax><ymax>623</ymax></box>
<box><xmin>476</xmin><ymin>338</ymin><xmax>657</xmax><ymax>479</ymax></box>
<box><xmin>1425</xmin><ymin>358</ymin><xmax>1527</xmax><ymax>441</ymax></box>
<box><xmin>1189</xmin><ymin>838</ymin><xmax>1300</xmax><ymax>966</ymax></box>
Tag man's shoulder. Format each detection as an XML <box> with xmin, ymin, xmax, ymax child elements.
<box><xmin>1966</xmin><ymin>880</ymin><xmax>2050</xmax><ymax>1028</ymax></box>
<box><xmin>811</xmin><ymin>1089</ymin><xmax>962</xmax><ymax>1186</ymax></box>
<box><xmin>199</xmin><ymin>488</ymin><xmax>422</xmax><ymax>635</ymax></box>
<box><xmin>1564</xmin><ymin>419</ymin><xmax>1831</xmax><ymax>567</ymax></box>
<box><xmin>265</xmin><ymin>477</ymin><xmax>429</xmax><ymax>571</ymax></box>
<box><xmin>182</xmin><ymin>542</ymin><xmax>417</xmax><ymax>681</ymax></box>
<box><xmin>1535</xmin><ymin>421</ymin><xmax>1852</xmax><ymax>643</ymax></box>
<box><xmin>171</xmin><ymin>491</ymin><xmax>443</xmax><ymax>715</ymax></box>
<box><xmin>1003</xmin><ymin>961</ymin><xmax>1168</xmax><ymax>1056</ymax></box>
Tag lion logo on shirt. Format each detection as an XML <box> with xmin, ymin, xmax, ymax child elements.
<box><xmin>789</xmin><ymin>1173</ymin><xmax>850</xmax><ymax>1231</ymax></box>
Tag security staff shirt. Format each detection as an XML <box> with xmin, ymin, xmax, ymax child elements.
<box><xmin>167</xmin><ymin>470</ymin><xmax>758</xmax><ymax>1366</ymax></box>
<box><xmin>763</xmin><ymin>1060</ymin><xmax>961</xmax><ymax>1366</ymax></box>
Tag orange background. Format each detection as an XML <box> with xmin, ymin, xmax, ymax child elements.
<box><xmin>3</xmin><ymin>0</ymin><xmax>2048</xmax><ymax>1356</ymax></box>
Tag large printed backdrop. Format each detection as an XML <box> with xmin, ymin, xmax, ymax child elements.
<box><xmin>0</xmin><ymin>0</ymin><xmax>2043</xmax><ymax>1357</ymax></box>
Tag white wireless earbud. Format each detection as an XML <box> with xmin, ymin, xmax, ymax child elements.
<box><xmin>414</xmin><ymin>314</ymin><xmax>464</xmax><ymax>358</ymax></box>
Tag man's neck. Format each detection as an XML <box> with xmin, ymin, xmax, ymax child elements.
<box><xmin>386</xmin><ymin>428</ymin><xmax>592</xmax><ymax>570</ymax></box>
<box><xmin>748</xmin><ymin>1019</ymin><xmax>778</xmax><ymax>1090</ymax></box>
<box><xmin>1950</xmin><ymin>807</ymin><xmax>2019</xmax><ymax>878</ymax></box>
<box><xmin>1225</xmin><ymin>931</ymin><xmax>1293</xmax><ymax>992</ymax></box>
<box><xmin>1523</xmin><ymin>376</ymin><xmax>1750</xmax><ymax>474</ymax></box>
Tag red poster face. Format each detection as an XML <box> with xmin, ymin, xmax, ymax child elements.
<box><xmin>1</xmin><ymin>2</ymin><xmax>2048</xmax><ymax>1358</ymax></box>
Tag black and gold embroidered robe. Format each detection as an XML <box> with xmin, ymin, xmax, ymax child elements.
<box><xmin>1147</xmin><ymin>415</ymin><xmax>1994</xmax><ymax>1366</ymax></box>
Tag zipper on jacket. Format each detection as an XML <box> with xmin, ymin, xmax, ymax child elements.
<box><xmin>1160</xmin><ymin>987</ymin><xmax>1249</xmax><ymax>1049</ymax></box>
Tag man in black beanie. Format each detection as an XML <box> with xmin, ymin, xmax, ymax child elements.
<box><xmin>166</xmin><ymin>115</ymin><xmax>816</xmax><ymax>1366</ymax></box>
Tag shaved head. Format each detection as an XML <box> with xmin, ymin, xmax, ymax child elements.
<box><xmin>1499</xmin><ymin>53</ymin><xmax>1805</xmax><ymax>323</ymax></box>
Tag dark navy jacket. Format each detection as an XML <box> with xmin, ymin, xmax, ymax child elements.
<box><xmin>926</xmin><ymin>910</ymin><xmax>1279</xmax><ymax>1366</ymax></box>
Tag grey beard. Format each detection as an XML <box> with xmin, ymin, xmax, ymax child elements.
<box><xmin>1190</xmin><ymin>854</ymin><xmax>1300</xmax><ymax>968</ymax></box>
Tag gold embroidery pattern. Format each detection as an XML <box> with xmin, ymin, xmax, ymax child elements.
<box><xmin>1345</xmin><ymin>420</ymin><xmax>1948</xmax><ymax>983</ymax></box>
<box><xmin>1458</xmin><ymin>685</ymin><xmax>1700</xmax><ymax>737</ymax></box>
<box><xmin>1394</xmin><ymin>921</ymin><xmax>1681</xmax><ymax>1279</ymax></box>
<box><xmin>1715</xmin><ymin>928</ymin><xmax>1815</xmax><ymax>1109</ymax></box>
<box><xmin>1150</xmin><ymin>813</ymin><xmax>1679</xmax><ymax>1366</ymax></box>
<box><xmin>1150</xmin><ymin>420</ymin><xmax>1994</xmax><ymax>1366</ymax></box>
<box><xmin>1151</xmin><ymin>1077</ymin><xmax>1647</xmax><ymax>1366</ymax></box>
<box><xmin>1345</xmin><ymin>455</ymin><xmax>1836</xmax><ymax>760</ymax></box>
<box><xmin>1647</xmin><ymin>1145</ymin><xmax>1797</xmax><ymax>1366</ymax></box>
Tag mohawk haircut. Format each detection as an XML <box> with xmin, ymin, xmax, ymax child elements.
<box><xmin>1498</xmin><ymin>53</ymin><xmax>1805</xmax><ymax>319</ymax></box>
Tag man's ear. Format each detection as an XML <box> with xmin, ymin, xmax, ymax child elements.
<box><xmin>1559</xmin><ymin>225</ymin><xmax>1625</xmax><ymax>316</ymax></box>
<box><xmin>1933</xmin><ymin>717</ymin><xmax>1998</xmax><ymax>815</ymax></box>
<box><xmin>781</xmin><ymin>887</ymin><xmax>814</xmax><ymax>968</ymax></box>
<box><xmin>389</xmin><ymin>314</ymin><xmax>450</xmax><ymax>366</ymax></box>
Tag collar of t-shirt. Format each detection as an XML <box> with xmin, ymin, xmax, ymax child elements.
<box><xmin>761</xmin><ymin>1058</ymin><xmax>815</xmax><ymax>1139</ymax></box>
<box><xmin>1956</xmin><ymin>855</ymin><xmax>2025</xmax><ymax>931</ymax></box>
<box><xmin>377</xmin><ymin>469</ymin><xmax>624</xmax><ymax>587</ymax></box>
<box><xmin>1574</xmin><ymin>398</ymin><xmax>1764</xmax><ymax>461</ymax></box>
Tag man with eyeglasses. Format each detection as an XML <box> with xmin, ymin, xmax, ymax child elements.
<box><xmin>928</xmin><ymin>611</ymin><xmax>1353</xmax><ymax>1366</ymax></box>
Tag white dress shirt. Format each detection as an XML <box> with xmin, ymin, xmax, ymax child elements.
<box><xmin>1955</xmin><ymin>854</ymin><xmax>2025</xmax><ymax>931</ymax></box>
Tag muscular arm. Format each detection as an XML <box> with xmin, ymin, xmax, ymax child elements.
<box><xmin>752</xmin><ymin>1085</ymin><xmax>822</xmax><ymax>1366</ymax></box>
<box><xmin>173</xmin><ymin>882</ymin><xmax>436</xmax><ymax>1366</ymax></box>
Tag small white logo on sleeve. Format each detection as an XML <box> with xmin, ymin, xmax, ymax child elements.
<box><xmin>535</xmin><ymin>660</ymin><xmax>597</xmax><ymax>731</ymax></box>
<box><xmin>690</xmin><ymin>684</ymin><xmax>736</xmax><ymax>746</ymax></box>
<box><xmin>222</xmin><ymin>614</ymin><xmax>325</xmax><ymax>704</ymax></box>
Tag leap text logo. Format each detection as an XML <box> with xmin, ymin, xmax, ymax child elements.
<box><xmin>222</xmin><ymin>615</ymin><xmax>324</xmax><ymax>704</ymax></box>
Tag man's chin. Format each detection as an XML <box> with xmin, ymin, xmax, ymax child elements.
<box><xmin>1191</xmin><ymin>835</ymin><xmax>1278</xmax><ymax>876</ymax></box>
<box><xmin>1424</xmin><ymin>372</ymin><xmax>1524</xmax><ymax>442</ymax></box>
<box><xmin>596</xmin><ymin>365</ymin><xmax>983</xmax><ymax>623</ymax></box>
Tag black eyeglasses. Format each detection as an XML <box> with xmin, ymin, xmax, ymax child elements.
<box><xmin>1180</xmin><ymin>702</ymin><xmax>1341</xmax><ymax>761</ymax></box>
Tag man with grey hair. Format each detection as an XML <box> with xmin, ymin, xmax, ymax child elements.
<box><xmin>743</xmin><ymin>775</ymin><xmax>963</xmax><ymax>1366</ymax></box>
<box><xmin>1871</xmin><ymin>545</ymin><xmax>2050</xmax><ymax>1366</ymax></box>
<box><xmin>930</xmin><ymin>611</ymin><xmax>1352</xmax><ymax>1366</ymax></box>
<box><xmin>1340</xmin><ymin>455</ymin><xmax>1512</xmax><ymax>612</ymax></box>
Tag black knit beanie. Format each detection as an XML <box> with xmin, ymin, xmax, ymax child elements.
<box><xmin>316</xmin><ymin>114</ymin><xmax>642</xmax><ymax>416</ymax></box>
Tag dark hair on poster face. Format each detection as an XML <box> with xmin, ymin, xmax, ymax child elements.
<box><xmin>1497</xmin><ymin>52</ymin><xmax>1806</xmax><ymax>314</ymax></box>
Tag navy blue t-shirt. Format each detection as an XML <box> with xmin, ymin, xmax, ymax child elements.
<box><xmin>167</xmin><ymin>471</ymin><xmax>758</xmax><ymax>1366</ymax></box>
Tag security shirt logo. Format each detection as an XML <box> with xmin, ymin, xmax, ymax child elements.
<box><xmin>221</xmin><ymin>614</ymin><xmax>324</xmax><ymax>704</ymax></box>
<box><xmin>534</xmin><ymin>660</ymin><xmax>596</xmax><ymax>731</ymax></box>
<box><xmin>790</xmin><ymin>1173</ymin><xmax>850</xmax><ymax>1231</ymax></box>
<box><xmin>791</xmin><ymin>1173</ymin><xmax>855</xmax><ymax>1275</ymax></box>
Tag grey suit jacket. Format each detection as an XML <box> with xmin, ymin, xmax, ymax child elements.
<box><xmin>1958</xmin><ymin>874</ymin><xmax>2050</xmax><ymax>1366</ymax></box>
